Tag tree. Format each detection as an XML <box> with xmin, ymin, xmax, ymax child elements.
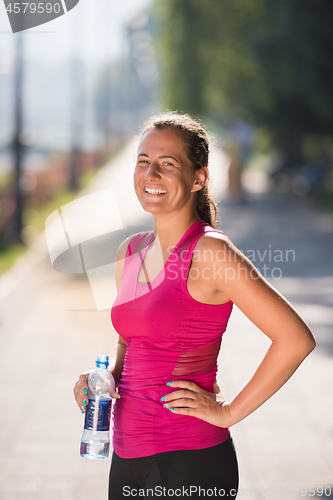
<box><xmin>153</xmin><ymin>0</ymin><xmax>333</xmax><ymax>164</ymax></box>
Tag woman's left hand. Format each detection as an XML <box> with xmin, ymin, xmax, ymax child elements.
<box><xmin>162</xmin><ymin>380</ymin><xmax>232</xmax><ymax>428</ymax></box>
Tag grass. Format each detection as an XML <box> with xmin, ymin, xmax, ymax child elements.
<box><xmin>0</xmin><ymin>243</ymin><xmax>27</xmax><ymax>276</ymax></box>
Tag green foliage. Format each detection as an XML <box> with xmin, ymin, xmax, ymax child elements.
<box><xmin>0</xmin><ymin>242</ymin><xmax>26</xmax><ymax>276</ymax></box>
<box><xmin>153</xmin><ymin>0</ymin><xmax>333</xmax><ymax>148</ymax></box>
<box><xmin>154</xmin><ymin>0</ymin><xmax>208</xmax><ymax>115</ymax></box>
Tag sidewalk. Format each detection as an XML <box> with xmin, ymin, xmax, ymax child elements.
<box><xmin>217</xmin><ymin>192</ymin><xmax>333</xmax><ymax>498</ymax></box>
<box><xmin>0</xmin><ymin>142</ymin><xmax>332</xmax><ymax>499</ymax></box>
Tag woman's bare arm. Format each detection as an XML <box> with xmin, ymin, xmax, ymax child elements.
<box><xmin>163</xmin><ymin>235</ymin><xmax>316</xmax><ymax>427</ymax></box>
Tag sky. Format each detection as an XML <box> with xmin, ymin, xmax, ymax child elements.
<box><xmin>0</xmin><ymin>0</ymin><xmax>153</xmax><ymax>69</ymax></box>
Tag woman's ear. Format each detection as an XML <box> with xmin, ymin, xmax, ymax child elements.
<box><xmin>191</xmin><ymin>166</ymin><xmax>208</xmax><ymax>192</ymax></box>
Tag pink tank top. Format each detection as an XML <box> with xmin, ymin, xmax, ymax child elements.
<box><xmin>111</xmin><ymin>219</ymin><xmax>233</xmax><ymax>458</ymax></box>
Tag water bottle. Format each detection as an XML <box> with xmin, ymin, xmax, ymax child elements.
<box><xmin>80</xmin><ymin>354</ymin><xmax>115</xmax><ymax>459</ymax></box>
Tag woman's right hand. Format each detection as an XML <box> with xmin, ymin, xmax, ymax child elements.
<box><xmin>73</xmin><ymin>371</ymin><xmax>92</xmax><ymax>413</ymax></box>
<box><xmin>73</xmin><ymin>370</ymin><xmax>120</xmax><ymax>413</ymax></box>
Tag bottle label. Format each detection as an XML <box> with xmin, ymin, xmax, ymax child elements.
<box><xmin>84</xmin><ymin>398</ymin><xmax>112</xmax><ymax>432</ymax></box>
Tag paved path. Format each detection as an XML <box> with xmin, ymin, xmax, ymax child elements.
<box><xmin>0</xmin><ymin>142</ymin><xmax>332</xmax><ymax>500</ymax></box>
<box><xmin>217</xmin><ymin>193</ymin><xmax>333</xmax><ymax>499</ymax></box>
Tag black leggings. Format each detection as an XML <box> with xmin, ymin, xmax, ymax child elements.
<box><xmin>108</xmin><ymin>436</ymin><xmax>239</xmax><ymax>499</ymax></box>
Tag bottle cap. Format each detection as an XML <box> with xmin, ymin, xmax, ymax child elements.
<box><xmin>96</xmin><ymin>354</ymin><xmax>109</xmax><ymax>367</ymax></box>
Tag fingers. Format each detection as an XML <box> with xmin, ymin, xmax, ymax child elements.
<box><xmin>161</xmin><ymin>381</ymin><xmax>204</xmax><ymax>411</ymax></box>
<box><xmin>164</xmin><ymin>406</ymin><xmax>193</xmax><ymax>416</ymax></box>
<box><xmin>212</xmin><ymin>380</ymin><xmax>221</xmax><ymax>394</ymax></box>
<box><xmin>161</xmin><ymin>383</ymin><xmax>203</xmax><ymax>414</ymax></box>
<box><xmin>161</xmin><ymin>380</ymin><xmax>221</xmax><ymax>423</ymax></box>
<box><xmin>111</xmin><ymin>390</ymin><xmax>121</xmax><ymax>399</ymax></box>
<box><xmin>165</xmin><ymin>380</ymin><xmax>200</xmax><ymax>392</ymax></box>
<box><xmin>161</xmin><ymin>389</ymin><xmax>196</xmax><ymax>404</ymax></box>
<box><xmin>163</xmin><ymin>397</ymin><xmax>196</xmax><ymax>409</ymax></box>
<box><xmin>73</xmin><ymin>373</ymin><xmax>89</xmax><ymax>414</ymax></box>
<box><xmin>73</xmin><ymin>371</ymin><xmax>121</xmax><ymax>414</ymax></box>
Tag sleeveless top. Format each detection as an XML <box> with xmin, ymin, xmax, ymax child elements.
<box><xmin>111</xmin><ymin>219</ymin><xmax>233</xmax><ymax>459</ymax></box>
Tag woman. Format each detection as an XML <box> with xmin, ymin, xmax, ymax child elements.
<box><xmin>73</xmin><ymin>112</ymin><xmax>316</xmax><ymax>499</ymax></box>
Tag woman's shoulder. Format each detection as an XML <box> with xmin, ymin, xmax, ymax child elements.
<box><xmin>196</xmin><ymin>229</ymin><xmax>237</xmax><ymax>253</ymax></box>
<box><xmin>115</xmin><ymin>230</ymin><xmax>154</xmax><ymax>290</ymax></box>
<box><xmin>192</xmin><ymin>229</ymin><xmax>249</xmax><ymax>271</ymax></box>
<box><xmin>116</xmin><ymin>230</ymin><xmax>154</xmax><ymax>260</ymax></box>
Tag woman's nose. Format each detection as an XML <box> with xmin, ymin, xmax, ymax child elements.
<box><xmin>145</xmin><ymin>161</ymin><xmax>161</xmax><ymax>180</ymax></box>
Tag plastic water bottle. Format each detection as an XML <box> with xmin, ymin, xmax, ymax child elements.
<box><xmin>80</xmin><ymin>355</ymin><xmax>115</xmax><ymax>459</ymax></box>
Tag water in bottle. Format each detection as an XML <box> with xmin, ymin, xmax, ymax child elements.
<box><xmin>80</xmin><ymin>354</ymin><xmax>115</xmax><ymax>459</ymax></box>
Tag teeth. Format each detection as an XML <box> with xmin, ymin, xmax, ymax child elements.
<box><xmin>145</xmin><ymin>187</ymin><xmax>167</xmax><ymax>194</ymax></box>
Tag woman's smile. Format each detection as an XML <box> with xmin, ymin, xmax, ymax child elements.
<box><xmin>143</xmin><ymin>186</ymin><xmax>168</xmax><ymax>195</ymax></box>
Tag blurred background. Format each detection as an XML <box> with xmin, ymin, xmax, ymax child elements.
<box><xmin>0</xmin><ymin>1</ymin><xmax>332</xmax><ymax>499</ymax></box>
<box><xmin>1</xmin><ymin>0</ymin><xmax>333</xmax><ymax>259</ymax></box>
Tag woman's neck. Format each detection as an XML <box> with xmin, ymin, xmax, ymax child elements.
<box><xmin>152</xmin><ymin>213</ymin><xmax>200</xmax><ymax>253</ymax></box>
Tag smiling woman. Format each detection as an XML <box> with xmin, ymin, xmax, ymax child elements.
<box><xmin>73</xmin><ymin>112</ymin><xmax>316</xmax><ymax>500</ymax></box>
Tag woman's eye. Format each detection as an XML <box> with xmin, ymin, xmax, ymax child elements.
<box><xmin>162</xmin><ymin>162</ymin><xmax>174</xmax><ymax>167</ymax></box>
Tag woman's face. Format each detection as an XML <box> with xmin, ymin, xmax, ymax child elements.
<box><xmin>134</xmin><ymin>129</ymin><xmax>205</xmax><ymax>217</ymax></box>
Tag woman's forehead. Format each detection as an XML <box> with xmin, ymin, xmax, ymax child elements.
<box><xmin>138</xmin><ymin>129</ymin><xmax>187</xmax><ymax>155</ymax></box>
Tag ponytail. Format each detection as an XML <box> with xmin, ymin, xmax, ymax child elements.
<box><xmin>196</xmin><ymin>184</ymin><xmax>217</xmax><ymax>229</ymax></box>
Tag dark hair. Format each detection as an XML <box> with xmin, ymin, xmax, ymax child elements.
<box><xmin>140</xmin><ymin>112</ymin><xmax>217</xmax><ymax>228</ymax></box>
